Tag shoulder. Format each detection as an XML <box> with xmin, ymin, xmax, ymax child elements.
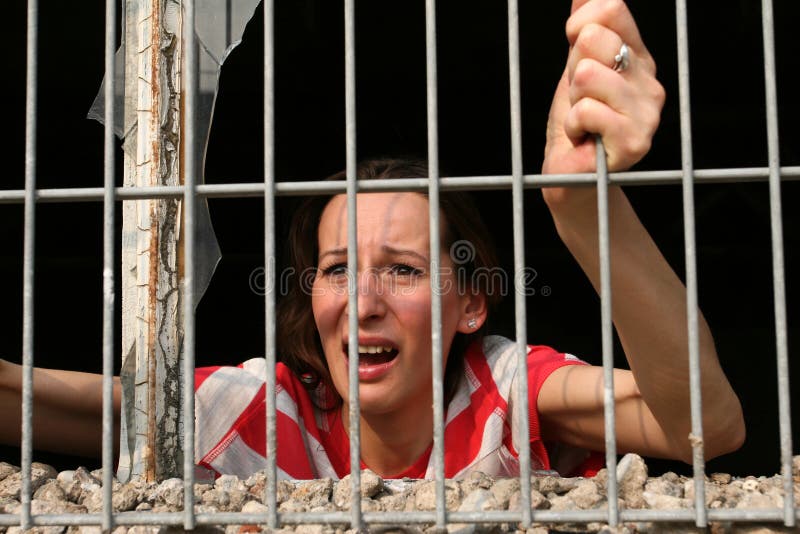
<box><xmin>470</xmin><ymin>335</ymin><xmax>586</xmax><ymax>376</ymax></box>
<box><xmin>466</xmin><ymin>336</ymin><xmax>590</xmax><ymax>414</ymax></box>
<box><xmin>461</xmin><ymin>335</ymin><xmax>586</xmax><ymax>402</ymax></box>
<box><xmin>195</xmin><ymin>358</ymin><xmax>299</xmax><ymax>394</ymax></box>
<box><xmin>194</xmin><ymin>359</ymin><xmax>327</xmax><ymax>478</ymax></box>
<box><xmin>194</xmin><ymin>359</ymin><xmax>308</xmax><ymax>446</ymax></box>
<box><xmin>195</xmin><ymin>358</ymin><xmax>340</xmax><ymax>420</ymax></box>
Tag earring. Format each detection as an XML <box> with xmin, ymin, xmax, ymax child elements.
<box><xmin>467</xmin><ymin>318</ymin><xmax>478</xmax><ymax>330</ymax></box>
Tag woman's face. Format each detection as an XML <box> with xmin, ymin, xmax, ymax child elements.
<box><xmin>311</xmin><ymin>192</ymin><xmax>482</xmax><ymax>416</ymax></box>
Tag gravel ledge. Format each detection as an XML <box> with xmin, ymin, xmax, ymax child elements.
<box><xmin>1</xmin><ymin>454</ymin><xmax>799</xmax><ymax>533</ymax></box>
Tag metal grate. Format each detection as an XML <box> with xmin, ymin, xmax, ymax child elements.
<box><xmin>3</xmin><ymin>0</ymin><xmax>796</xmax><ymax>530</ymax></box>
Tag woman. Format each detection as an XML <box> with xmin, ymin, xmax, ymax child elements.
<box><xmin>0</xmin><ymin>0</ymin><xmax>744</xmax><ymax>479</ymax></box>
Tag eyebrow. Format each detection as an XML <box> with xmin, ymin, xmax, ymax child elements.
<box><xmin>318</xmin><ymin>245</ymin><xmax>430</xmax><ymax>265</ymax></box>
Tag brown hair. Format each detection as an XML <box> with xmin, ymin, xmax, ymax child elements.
<box><xmin>276</xmin><ymin>158</ymin><xmax>500</xmax><ymax>407</ymax></box>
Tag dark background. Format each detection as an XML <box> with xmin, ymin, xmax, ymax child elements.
<box><xmin>1</xmin><ymin>1</ymin><xmax>798</xmax><ymax>478</ymax></box>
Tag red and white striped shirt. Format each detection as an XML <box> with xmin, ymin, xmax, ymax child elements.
<box><xmin>195</xmin><ymin>335</ymin><xmax>600</xmax><ymax>480</ymax></box>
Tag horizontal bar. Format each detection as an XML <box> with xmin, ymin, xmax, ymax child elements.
<box><xmin>2</xmin><ymin>507</ymin><xmax>799</xmax><ymax>527</ymax></box>
<box><xmin>1</xmin><ymin>166</ymin><xmax>799</xmax><ymax>204</ymax></box>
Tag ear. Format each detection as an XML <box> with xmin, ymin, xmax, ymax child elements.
<box><xmin>456</xmin><ymin>291</ymin><xmax>488</xmax><ymax>334</ymax></box>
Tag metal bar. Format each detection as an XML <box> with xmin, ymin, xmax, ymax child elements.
<box><xmin>1</xmin><ymin>1</ymin><xmax>794</xmax><ymax>532</ymax></box>
<box><xmin>7</xmin><ymin>507</ymin><xmax>800</xmax><ymax>527</ymax></box>
<box><xmin>101</xmin><ymin>0</ymin><xmax>117</xmax><ymax>530</ymax></box>
<box><xmin>595</xmin><ymin>136</ymin><xmax>618</xmax><ymax>527</ymax></box>
<box><xmin>20</xmin><ymin>0</ymin><xmax>39</xmax><ymax>530</ymax></box>
<box><xmin>282</xmin><ymin>508</ymin><xmax>800</xmax><ymax>524</ymax></box>
<box><xmin>675</xmin><ymin>0</ymin><xmax>707</xmax><ymax>526</ymax></box>
<box><xmin>3</xmin><ymin>166</ymin><xmax>800</xmax><ymax>204</ymax></box>
<box><xmin>263</xmin><ymin>0</ymin><xmax>278</xmax><ymax>529</ymax></box>
<box><xmin>424</xmin><ymin>0</ymin><xmax>446</xmax><ymax>529</ymax></box>
<box><xmin>760</xmin><ymin>0</ymin><xmax>795</xmax><ymax>527</ymax></box>
<box><xmin>182</xmin><ymin>0</ymin><xmax>198</xmax><ymax>528</ymax></box>
<box><xmin>507</xmin><ymin>0</ymin><xmax>531</xmax><ymax>528</ymax></box>
<box><xmin>344</xmin><ymin>0</ymin><xmax>362</xmax><ymax>530</ymax></box>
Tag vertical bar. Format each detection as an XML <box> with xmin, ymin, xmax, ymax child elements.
<box><xmin>424</xmin><ymin>0</ymin><xmax>446</xmax><ymax>530</ymax></box>
<box><xmin>594</xmin><ymin>136</ymin><xmax>618</xmax><ymax>528</ymax></box>
<box><xmin>507</xmin><ymin>0</ymin><xmax>531</xmax><ymax>528</ymax></box>
<box><xmin>674</xmin><ymin>1</ymin><xmax>707</xmax><ymax>526</ymax></box>
<box><xmin>101</xmin><ymin>0</ymin><xmax>117</xmax><ymax>530</ymax></box>
<box><xmin>760</xmin><ymin>0</ymin><xmax>795</xmax><ymax>526</ymax></box>
<box><xmin>263</xmin><ymin>0</ymin><xmax>278</xmax><ymax>529</ymax></box>
<box><xmin>20</xmin><ymin>0</ymin><xmax>38</xmax><ymax>530</ymax></box>
<box><xmin>344</xmin><ymin>0</ymin><xmax>362</xmax><ymax>531</ymax></box>
<box><xmin>182</xmin><ymin>0</ymin><xmax>198</xmax><ymax>529</ymax></box>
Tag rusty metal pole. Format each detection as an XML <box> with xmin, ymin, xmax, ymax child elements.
<box><xmin>117</xmin><ymin>0</ymin><xmax>185</xmax><ymax>482</ymax></box>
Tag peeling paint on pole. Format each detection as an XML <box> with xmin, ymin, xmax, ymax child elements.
<box><xmin>86</xmin><ymin>0</ymin><xmax>261</xmax><ymax>483</ymax></box>
<box><xmin>117</xmin><ymin>0</ymin><xmax>185</xmax><ymax>482</ymax></box>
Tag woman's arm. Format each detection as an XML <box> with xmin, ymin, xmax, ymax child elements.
<box><xmin>0</xmin><ymin>358</ymin><xmax>120</xmax><ymax>458</ymax></box>
<box><xmin>536</xmin><ymin>0</ymin><xmax>745</xmax><ymax>462</ymax></box>
<box><xmin>536</xmin><ymin>189</ymin><xmax>746</xmax><ymax>461</ymax></box>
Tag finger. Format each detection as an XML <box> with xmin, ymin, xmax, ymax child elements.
<box><xmin>569</xmin><ymin>58</ymin><xmax>633</xmax><ymax>111</ymax></box>
<box><xmin>566</xmin><ymin>0</ymin><xmax>648</xmax><ymax>61</ymax></box>
<box><xmin>564</xmin><ymin>97</ymin><xmax>617</xmax><ymax>146</ymax></box>
<box><xmin>564</xmin><ymin>97</ymin><xmax>652</xmax><ymax>171</ymax></box>
<box><xmin>569</xmin><ymin>59</ymin><xmax>666</xmax><ymax>121</ymax></box>
<box><xmin>566</xmin><ymin>23</ymin><xmax>624</xmax><ymax>82</ymax></box>
<box><xmin>569</xmin><ymin>60</ymin><xmax>664</xmax><ymax>140</ymax></box>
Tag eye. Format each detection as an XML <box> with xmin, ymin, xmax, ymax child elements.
<box><xmin>389</xmin><ymin>263</ymin><xmax>423</xmax><ymax>277</ymax></box>
<box><xmin>321</xmin><ymin>263</ymin><xmax>348</xmax><ymax>277</ymax></box>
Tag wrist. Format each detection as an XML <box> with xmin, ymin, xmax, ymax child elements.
<box><xmin>543</xmin><ymin>187</ymin><xmax>600</xmax><ymax>238</ymax></box>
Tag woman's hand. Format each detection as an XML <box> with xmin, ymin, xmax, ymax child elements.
<box><xmin>542</xmin><ymin>0</ymin><xmax>665</xmax><ymax>198</ymax></box>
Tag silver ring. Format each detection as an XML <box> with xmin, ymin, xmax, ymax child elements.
<box><xmin>613</xmin><ymin>43</ymin><xmax>630</xmax><ymax>72</ymax></box>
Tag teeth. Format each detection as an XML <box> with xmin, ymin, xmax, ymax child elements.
<box><xmin>357</xmin><ymin>345</ymin><xmax>395</xmax><ymax>354</ymax></box>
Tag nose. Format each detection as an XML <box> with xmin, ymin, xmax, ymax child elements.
<box><xmin>351</xmin><ymin>269</ymin><xmax>386</xmax><ymax>322</ymax></box>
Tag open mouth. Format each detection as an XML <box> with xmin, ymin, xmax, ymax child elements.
<box><xmin>343</xmin><ymin>344</ymin><xmax>399</xmax><ymax>367</ymax></box>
